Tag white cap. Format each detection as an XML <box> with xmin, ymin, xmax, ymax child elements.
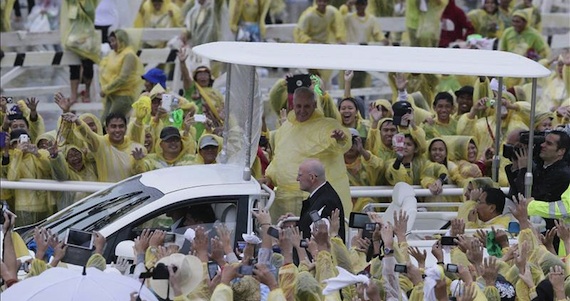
<box><xmin>114</xmin><ymin>240</ymin><xmax>135</xmax><ymax>259</ymax></box>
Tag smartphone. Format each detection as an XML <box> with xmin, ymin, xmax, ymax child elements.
<box><xmin>286</xmin><ymin>74</ymin><xmax>312</xmax><ymax>94</ymax></box>
<box><xmin>309</xmin><ymin>210</ymin><xmax>321</xmax><ymax>222</ymax></box>
<box><xmin>446</xmin><ymin>263</ymin><xmax>459</xmax><ymax>273</ymax></box>
<box><xmin>349</xmin><ymin>212</ymin><xmax>371</xmax><ymax>229</ymax></box>
<box><xmin>394</xmin><ymin>264</ymin><xmax>407</xmax><ymax>273</ymax></box>
<box><xmin>362</xmin><ymin>223</ymin><xmax>376</xmax><ymax>239</ymax></box>
<box><xmin>162</xmin><ymin>93</ymin><xmax>172</xmax><ymax>107</ymax></box>
<box><xmin>164</xmin><ymin>233</ymin><xmax>176</xmax><ymax>244</ymax></box>
<box><xmin>207</xmin><ymin>261</ymin><xmax>219</xmax><ymax>280</ymax></box>
<box><xmin>65</xmin><ymin>229</ymin><xmax>94</xmax><ymax>250</ymax></box>
<box><xmin>18</xmin><ymin>134</ymin><xmax>29</xmax><ymax>144</ymax></box>
<box><xmin>194</xmin><ymin>114</ymin><xmax>207</xmax><ymax>123</ymax></box>
<box><xmin>267</xmin><ymin>227</ymin><xmax>280</xmax><ymax>239</ymax></box>
<box><xmin>237</xmin><ymin>241</ymin><xmax>247</xmax><ymax>253</ymax></box>
<box><xmin>392</xmin><ymin>133</ymin><xmax>405</xmax><ymax>149</ymax></box>
<box><xmin>440</xmin><ymin>236</ymin><xmax>457</xmax><ymax>246</ymax></box>
<box><xmin>238</xmin><ymin>265</ymin><xmax>254</xmax><ymax>275</ymax></box>
<box><xmin>300</xmin><ymin>239</ymin><xmax>308</xmax><ymax>248</ymax></box>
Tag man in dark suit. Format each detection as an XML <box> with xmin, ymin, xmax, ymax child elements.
<box><xmin>297</xmin><ymin>159</ymin><xmax>346</xmax><ymax>242</ymax></box>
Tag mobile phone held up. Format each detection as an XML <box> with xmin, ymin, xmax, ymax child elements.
<box><xmin>349</xmin><ymin>212</ymin><xmax>371</xmax><ymax>229</ymax></box>
<box><xmin>440</xmin><ymin>236</ymin><xmax>457</xmax><ymax>246</ymax></box>
<box><xmin>267</xmin><ymin>226</ymin><xmax>280</xmax><ymax>239</ymax></box>
<box><xmin>65</xmin><ymin>229</ymin><xmax>94</xmax><ymax>250</ymax></box>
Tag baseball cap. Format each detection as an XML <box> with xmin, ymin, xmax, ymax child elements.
<box><xmin>454</xmin><ymin>86</ymin><xmax>474</xmax><ymax>97</ymax></box>
<box><xmin>199</xmin><ymin>136</ymin><xmax>219</xmax><ymax>149</ymax></box>
<box><xmin>159</xmin><ymin>126</ymin><xmax>181</xmax><ymax>140</ymax></box>
<box><xmin>142</xmin><ymin>68</ymin><xmax>167</xmax><ymax>89</ymax></box>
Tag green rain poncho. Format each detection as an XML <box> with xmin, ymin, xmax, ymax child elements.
<box><xmin>60</xmin><ymin>0</ymin><xmax>100</xmax><ymax>63</ymax></box>
<box><xmin>266</xmin><ymin>109</ymin><xmax>352</xmax><ymax>221</ymax></box>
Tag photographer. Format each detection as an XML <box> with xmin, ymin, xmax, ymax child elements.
<box><xmin>505</xmin><ymin>129</ymin><xmax>570</xmax><ymax>246</ymax></box>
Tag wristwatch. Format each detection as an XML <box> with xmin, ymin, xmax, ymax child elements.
<box><xmin>384</xmin><ymin>247</ymin><xmax>394</xmax><ymax>255</ymax></box>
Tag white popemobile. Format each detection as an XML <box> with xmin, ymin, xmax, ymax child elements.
<box><xmin>16</xmin><ymin>42</ymin><xmax>550</xmax><ymax>267</ymax></box>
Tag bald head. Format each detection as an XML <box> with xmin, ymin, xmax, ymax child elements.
<box><xmin>297</xmin><ymin>159</ymin><xmax>326</xmax><ymax>193</ymax></box>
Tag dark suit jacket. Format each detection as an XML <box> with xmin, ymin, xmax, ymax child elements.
<box><xmin>298</xmin><ymin>181</ymin><xmax>346</xmax><ymax>242</ymax></box>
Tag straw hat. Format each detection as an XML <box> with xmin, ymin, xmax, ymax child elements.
<box><xmin>149</xmin><ymin>254</ymin><xmax>203</xmax><ymax>299</ymax></box>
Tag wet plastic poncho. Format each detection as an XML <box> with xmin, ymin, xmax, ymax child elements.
<box><xmin>229</xmin><ymin>0</ymin><xmax>271</xmax><ymax>39</ymax></box>
<box><xmin>50</xmin><ymin>145</ymin><xmax>98</xmax><ymax>208</ymax></box>
<box><xmin>422</xmin><ymin>117</ymin><xmax>458</xmax><ymax>140</ymax></box>
<box><xmin>346</xmin><ymin>150</ymin><xmax>384</xmax><ymax>212</ymax></box>
<box><xmin>185</xmin><ymin>0</ymin><xmax>226</xmax><ymax>47</ymax></box>
<box><xmin>416</xmin><ymin>0</ymin><xmax>449</xmax><ymax>47</ymax></box>
<box><xmin>60</xmin><ymin>0</ymin><xmax>101</xmax><ymax>63</ymax></box>
<box><xmin>211</xmin><ymin>282</ymin><xmax>287</xmax><ymax>301</ymax></box>
<box><xmin>0</xmin><ymin>0</ymin><xmax>16</xmax><ymax>32</ymax></box>
<box><xmin>499</xmin><ymin>9</ymin><xmax>550</xmax><ymax>66</ymax></box>
<box><xmin>424</xmin><ymin>138</ymin><xmax>462</xmax><ymax>207</ymax></box>
<box><xmin>73</xmin><ymin>119</ymin><xmax>144</xmax><ymax>182</ymax></box>
<box><xmin>134</xmin><ymin>0</ymin><xmax>182</xmax><ymax>47</ymax></box>
<box><xmin>14</xmin><ymin>99</ymin><xmax>46</xmax><ymax>143</ymax></box>
<box><xmin>467</xmin><ymin>9</ymin><xmax>503</xmax><ymax>39</ymax></box>
<box><xmin>99</xmin><ymin>29</ymin><xmax>144</xmax><ymax>116</ymax></box>
<box><xmin>132</xmin><ymin>140</ymin><xmax>196</xmax><ymax>174</ymax></box>
<box><xmin>512</xmin><ymin>4</ymin><xmax>541</xmax><ymax>31</ymax></box>
<box><xmin>194</xmin><ymin>134</ymin><xmax>222</xmax><ymax>164</ymax></box>
<box><xmin>294</xmin><ymin>5</ymin><xmax>346</xmax><ymax>44</ymax></box>
<box><xmin>7</xmin><ymin>148</ymin><xmax>52</xmax><ymax>226</ymax></box>
<box><xmin>366</xmin><ymin>0</ymin><xmax>394</xmax><ymax>17</ymax></box>
<box><xmin>268</xmin><ymin>78</ymin><xmax>341</xmax><ymax>123</ymax></box>
<box><xmin>266</xmin><ymin>109</ymin><xmax>352</xmax><ymax>219</ymax></box>
<box><xmin>385</xmin><ymin>132</ymin><xmax>448</xmax><ymax>188</ymax></box>
<box><xmin>538</xmin><ymin>67</ymin><xmax>568</xmax><ymax>113</ymax></box>
<box><xmin>344</xmin><ymin>11</ymin><xmax>385</xmax><ymax>44</ymax></box>
<box><xmin>389</xmin><ymin>73</ymin><xmax>439</xmax><ymax>110</ymax></box>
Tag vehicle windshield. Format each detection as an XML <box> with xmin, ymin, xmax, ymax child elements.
<box><xmin>20</xmin><ymin>175</ymin><xmax>164</xmax><ymax>242</ymax></box>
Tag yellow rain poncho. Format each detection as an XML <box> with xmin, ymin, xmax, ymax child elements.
<box><xmin>294</xmin><ymin>5</ymin><xmax>346</xmax><ymax>44</ymax></box>
<box><xmin>467</xmin><ymin>8</ymin><xmax>503</xmax><ymax>38</ymax></box>
<box><xmin>422</xmin><ymin>117</ymin><xmax>458</xmax><ymax>140</ymax></box>
<box><xmin>0</xmin><ymin>0</ymin><xmax>16</xmax><ymax>32</ymax></box>
<box><xmin>445</xmin><ymin>135</ymin><xmax>484</xmax><ymax>186</ymax></box>
<box><xmin>60</xmin><ymin>0</ymin><xmax>100</xmax><ymax>64</ymax></box>
<box><xmin>512</xmin><ymin>4</ymin><xmax>541</xmax><ymax>31</ymax></box>
<box><xmin>229</xmin><ymin>0</ymin><xmax>272</xmax><ymax>39</ymax></box>
<box><xmin>211</xmin><ymin>282</ymin><xmax>287</xmax><ymax>301</ymax></box>
<box><xmin>134</xmin><ymin>0</ymin><xmax>182</xmax><ymax>47</ymax></box>
<box><xmin>499</xmin><ymin>9</ymin><xmax>550</xmax><ymax>85</ymax></box>
<box><xmin>14</xmin><ymin>99</ymin><xmax>46</xmax><ymax>143</ymax></box>
<box><xmin>74</xmin><ymin>119</ymin><xmax>144</xmax><ymax>182</ymax></box>
<box><xmin>385</xmin><ymin>132</ymin><xmax>448</xmax><ymax>188</ymax></box>
<box><xmin>194</xmin><ymin>134</ymin><xmax>222</xmax><ymax>164</ymax></box>
<box><xmin>99</xmin><ymin>29</ymin><xmax>144</xmax><ymax>119</ymax></box>
<box><xmin>366</xmin><ymin>0</ymin><xmax>395</xmax><ymax>17</ymax></box>
<box><xmin>389</xmin><ymin>73</ymin><xmax>439</xmax><ymax>110</ymax></box>
<box><xmin>132</xmin><ymin>140</ymin><xmax>196</xmax><ymax>174</ymax></box>
<box><xmin>7</xmin><ymin>148</ymin><xmax>52</xmax><ymax>226</ymax></box>
<box><xmin>345</xmin><ymin>148</ymin><xmax>384</xmax><ymax>212</ymax></box>
<box><xmin>538</xmin><ymin>56</ymin><xmax>569</xmax><ymax>113</ymax></box>
<box><xmin>424</xmin><ymin>137</ymin><xmax>461</xmax><ymax>207</ymax></box>
<box><xmin>185</xmin><ymin>0</ymin><xmax>225</xmax><ymax>47</ymax></box>
<box><xmin>268</xmin><ymin>78</ymin><xmax>342</xmax><ymax>123</ymax></box>
<box><xmin>416</xmin><ymin>0</ymin><xmax>449</xmax><ymax>47</ymax></box>
<box><xmin>344</xmin><ymin>11</ymin><xmax>385</xmax><ymax>45</ymax></box>
<box><xmin>50</xmin><ymin>145</ymin><xmax>98</xmax><ymax>208</ymax></box>
<box><xmin>266</xmin><ymin>109</ymin><xmax>352</xmax><ymax>221</ymax></box>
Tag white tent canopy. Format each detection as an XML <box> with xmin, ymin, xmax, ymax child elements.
<box><xmin>192</xmin><ymin>42</ymin><xmax>551</xmax><ymax>78</ymax></box>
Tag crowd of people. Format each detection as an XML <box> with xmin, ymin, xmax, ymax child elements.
<box><xmin>0</xmin><ymin>0</ymin><xmax>570</xmax><ymax>299</ymax></box>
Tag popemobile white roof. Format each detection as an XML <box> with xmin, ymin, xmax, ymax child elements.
<box><xmin>138</xmin><ymin>164</ymin><xmax>260</xmax><ymax>194</ymax></box>
<box><xmin>193</xmin><ymin>42</ymin><xmax>551</xmax><ymax>79</ymax></box>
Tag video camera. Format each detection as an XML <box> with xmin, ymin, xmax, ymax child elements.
<box><xmin>503</xmin><ymin>131</ymin><xmax>547</xmax><ymax>160</ymax></box>
<box><xmin>139</xmin><ymin>262</ymin><xmax>177</xmax><ymax>279</ymax></box>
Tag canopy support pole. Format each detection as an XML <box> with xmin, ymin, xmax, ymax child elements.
<box><xmin>219</xmin><ymin>64</ymin><xmax>232</xmax><ymax>164</ymax></box>
<box><xmin>243</xmin><ymin>66</ymin><xmax>256</xmax><ymax>181</ymax></box>
<box><xmin>525</xmin><ymin>78</ymin><xmax>538</xmax><ymax>197</ymax></box>
<box><xmin>492</xmin><ymin>77</ymin><xmax>504</xmax><ymax>182</ymax></box>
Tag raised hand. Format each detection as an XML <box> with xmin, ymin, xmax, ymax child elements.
<box><xmin>408</xmin><ymin>246</ymin><xmax>427</xmax><ymax>269</ymax></box>
<box><xmin>481</xmin><ymin>257</ymin><xmax>498</xmax><ymax>286</ymax></box>
<box><xmin>331</xmin><ymin>129</ymin><xmax>346</xmax><ymax>141</ymax></box>
<box><xmin>328</xmin><ymin>208</ymin><xmax>340</xmax><ymax>238</ymax></box>
<box><xmin>451</xmin><ymin>218</ymin><xmax>466</xmax><ymax>237</ymax></box>
<box><xmin>393</xmin><ymin>210</ymin><xmax>409</xmax><ymax>242</ymax></box>
<box><xmin>25</xmin><ymin>97</ymin><xmax>39</xmax><ymax>112</ymax></box>
<box><xmin>394</xmin><ymin>73</ymin><xmax>407</xmax><ymax>91</ymax></box>
<box><xmin>177</xmin><ymin>46</ymin><xmax>189</xmax><ymax>62</ymax></box>
<box><xmin>344</xmin><ymin>70</ymin><xmax>354</xmax><ymax>82</ymax></box>
<box><xmin>134</xmin><ymin>229</ymin><xmax>152</xmax><ymax>256</ymax></box>
<box><xmin>131</xmin><ymin>147</ymin><xmax>146</xmax><ymax>161</ymax></box>
<box><xmin>61</xmin><ymin>112</ymin><xmax>78</xmax><ymax>124</ymax></box>
<box><xmin>431</xmin><ymin>240</ymin><xmax>444</xmax><ymax>263</ymax></box>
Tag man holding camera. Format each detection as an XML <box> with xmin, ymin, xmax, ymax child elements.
<box><xmin>505</xmin><ymin>129</ymin><xmax>570</xmax><ymax>246</ymax></box>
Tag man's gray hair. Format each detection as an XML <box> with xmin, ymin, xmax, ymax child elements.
<box><xmin>293</xmin><ymin>86</ymin><xmax>316</xmax><ymax>103</ymax></box>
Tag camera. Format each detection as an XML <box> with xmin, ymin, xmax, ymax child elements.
<box><xmin>440</xmin><ymin>236</ymin><xmax>457</xmax><ymax>246</ymax></box>
<box><xmin>446</xmin><ymin>263</ymin><xmax>459</xmax><ymax>273</ymax></box>
<box><xmin>286</xmin><ymin>74</ymin><xmax>312</xmax><ymax>94</ymax></box>
<box><xmin>309</xmin><ymin>210</ymin><xmax>321</xmax><ymax>222</ymax></box>
<box><xmin>503</xmin><ymin>131</ymin><xmax>546</xmax><ymax>160</ymax></box>
<box><xmin>18</xmin><ymin>134</ymin><xmax>29</xmax><ymax>144</ymax></box>
<box><xmin>140</xmin><ymin>262</ymin><xmax>177</xmax><ymax>279</ymax></box>
<box><xmin>362</xmin><ymin>223</ymin><xmax>376</xmax><ymax>239</ymax></box>
<box><xmin>392</xmin><ymin>101</ymin><xmax>413</xmax><ymax>126</ymax></box>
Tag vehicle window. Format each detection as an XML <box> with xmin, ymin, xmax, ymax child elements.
<box><xmin>131</xmin><ymin>199</ymin><xmax>239</xmax><ymax>245</ymax></box>
<box><xmin>20</xmin><ymin>176</ymin><xmax>164</xmax><ymax>242</ymax></box>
